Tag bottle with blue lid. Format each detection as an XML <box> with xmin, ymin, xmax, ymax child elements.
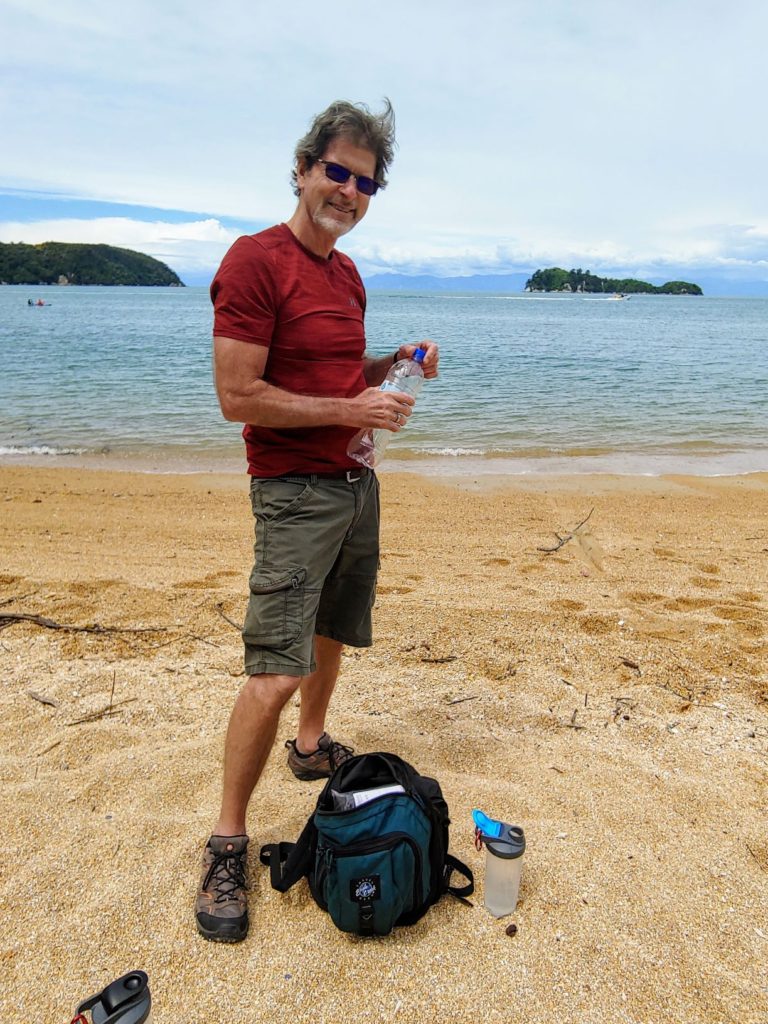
<box><xmin>473</xmin><ymin>809</ymin><xmax>526</xmax><ymax>918</ymax></box>
<box><xmin>347</xmin><ymin>347</ymin><xmax>426</xmax><ymax>468</ymax></box>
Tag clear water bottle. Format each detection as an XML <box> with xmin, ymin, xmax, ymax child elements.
<box><xmin>347</xmin><ymin>348</ymin><xmax>426</xmax><ymax>468</ymax></box>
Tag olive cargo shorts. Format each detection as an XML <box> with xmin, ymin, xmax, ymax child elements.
<box><xmin>242</xmin><ymin>472</ymin><xmax>380</xmax><ymax>677</ymax></box>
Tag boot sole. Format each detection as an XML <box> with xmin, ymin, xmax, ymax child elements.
<box><xmin>288</xmin><ymin>765</ymin><xmax>332</xmax><ymax>781</ymax></box>
<box><xmin>196</xmin><ymin>918</ymin><xmax>248</xmax><ymax>943</ymax></box>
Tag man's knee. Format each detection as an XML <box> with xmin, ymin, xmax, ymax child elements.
<box><xmin>243</xmin><ymin>672</ymin><xmax>302</xmax><ymax>711</ymax></box>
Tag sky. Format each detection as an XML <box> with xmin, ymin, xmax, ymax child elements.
<box><xmin>1</xmin><ymin>0</ymin><xmax>767</xmax><ymax>292</ymax></box>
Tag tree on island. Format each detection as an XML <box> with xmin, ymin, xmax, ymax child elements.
<box><xmin>525</xmin><ymin>267</ymin><xmax>702</xmax><ymax>295</ymax></box>
<box><xmin>0</xmin><ymin>242</ymin><xmax>183</xmax><ymax>286</ymax></box>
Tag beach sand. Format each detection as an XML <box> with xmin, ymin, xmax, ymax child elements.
<box><xmin>1</xmin><ymin>465</ymin><xmax>766</xmax><ymax>1023</ymax></box>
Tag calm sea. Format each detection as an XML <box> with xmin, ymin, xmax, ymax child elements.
<box><xmin>1</xmin><ymin>285</ymin><xmax>766</xmax><ymax>476</ymax></box>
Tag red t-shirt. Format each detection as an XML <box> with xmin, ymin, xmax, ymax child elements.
<box><xmin>211</xmin><ymin>223</ymin><xmax>368</xmax><ymax>476</ymax></box>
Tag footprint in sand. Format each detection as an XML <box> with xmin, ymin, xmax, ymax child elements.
<box><xmin>653</xmin><ymin>547</ymin><xmax>678</xmax><ymax>559</ymax></box>
<box><xmin>624</xmin><ymin>590</ymin><xmax>664</xmax><ymax>605</ymax></box>
<box><xmin>482</xmin><ymin>558</ymin><xmax>511</xmax><ymax>567</ymax></box>
<box><xmin>550</xmin><ymin>599</ymin><xmax>586</xmax><ymax>612</ymax></box>
<box><xmin>578</xmin><ymin>614</ymin><xmax>614</xmax><ymax>635</ymax></box>
<box><xmin>713</xmin><ymin>605</ymin><xmax>762</xmax><ymax>622</ymax></box>
<box><xmin>173</xmin><ymin>570</ymin><xmax>241</xmax><ymax>590</ymax></box>
<box><xmin>689</xmin><ymin>576</ymin><xmax>721</xmax><ymax>590</ymax></box>
<box><xmin>662</xmin><ymin>597</ymin><xmax>715</xmax><ymax>612</ymax></box>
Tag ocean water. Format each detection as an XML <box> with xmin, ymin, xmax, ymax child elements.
<box><xmin>1</xmin><ymin>284</ymin><xmax>766</xmax><ymax>475</ymax></box>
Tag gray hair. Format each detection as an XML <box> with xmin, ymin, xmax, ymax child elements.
<box><xmin>291</xmin><ymin>99</ymin><xmax>396</xmax><ymax>196</ymax></box>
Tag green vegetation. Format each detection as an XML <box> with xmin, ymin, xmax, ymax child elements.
<box><xmin>0</xmin><ymin>242</ymin><xmax>184</xmax><ymax>286</ymax></box>
<box><xmin>525</xmin><ymin>267</ymin><xmax>702</xmax><ymax>295</ymax></box>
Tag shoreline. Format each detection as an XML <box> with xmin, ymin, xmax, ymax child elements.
<box><xmin>1</xmin><ymin>445</ymin><xmax>767</xmax><ymax>480</ymax></box>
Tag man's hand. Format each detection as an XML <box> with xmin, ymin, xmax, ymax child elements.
<box><xmin>398</xmin><ymin>340</ymin><xmax>439</xmax><ymax>379</ymax></box>
<box><xmin>347</xmin><ymin>387</ymin><xmax>415</xmax><ymax>432</ymax></box>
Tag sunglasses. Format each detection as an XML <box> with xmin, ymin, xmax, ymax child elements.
<box><xmin>315</xmin><ymin>159</ymin><xmax>381</xmax><ymax>197</ymax></box>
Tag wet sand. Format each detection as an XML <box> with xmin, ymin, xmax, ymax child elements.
<box><xmin>1</xmin><ymin>466</ymin><xmax>766</xmax><ymax>1023</ymax></box>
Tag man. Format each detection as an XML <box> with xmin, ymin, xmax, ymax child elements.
<box><xmin>196</xmin><ymin>99</ymin><xmax>439</xmax><ymax>942</ymax></box>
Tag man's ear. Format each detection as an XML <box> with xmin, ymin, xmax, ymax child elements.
<box><xmin>295</xmin><ymin>158</ymin><xmax>308</xmax><ymax>190</ymax></box>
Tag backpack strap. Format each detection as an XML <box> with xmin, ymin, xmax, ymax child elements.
<box><xmin>260</xmin><ymin>816</ymin><xmax>317</xmax><ymax>893</ymax></box>
<box><xmin>444</xmin><ymin>854</ymin><xmax>474</xmax><ymax>899</ymax></box>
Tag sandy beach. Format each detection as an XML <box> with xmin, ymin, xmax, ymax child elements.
<box><xmin>1</xmin><ymin>464</ymin><xmax>766</xmax><ymax>1023</ymax></box>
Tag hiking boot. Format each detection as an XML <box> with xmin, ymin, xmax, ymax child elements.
<box><xmin>285</xmin><ymin>732</ymin><xmax>355</xmax><ymax>781</ymax></box>
<box><xmin>195</xmin><ymin>834</ymin><xmax>249</xmax><ymax>943</ymax></box>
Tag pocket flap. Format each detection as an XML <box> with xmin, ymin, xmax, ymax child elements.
<box><xmin>249</xmin><ymin>565</ymin><xmax>306</xmax><ymax>595</ymax></box>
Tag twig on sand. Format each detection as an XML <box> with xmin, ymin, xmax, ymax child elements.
<box><xmin>27</xmin><ymin>690</ymin><xmax>59</xmax><ymax>707</ymax></box>
<box><xmin>446</xmin><ymin>694</ymin><xmax>479</xmax><ymax>706</ymax></box>
<box><xmin>537</xmin><ymin>508</ymin><xmax>595</xmax><ymax>553</ymax></box>
<box><xmin>0</xmin><ymin>612</ymin><xmax>166</xmax><ymax>635</ymax></box>
<box><xmin>0</xmin><ymin>593</ymin><xmax>35</xmax><ymax>608</ymax></box>
<box><xmin>215</xmin><ymin>603</ymin><xmax>243</xmax><ymax>632</ymax></box>
<box><xmin>108</xmin><ymin>670</ymin><xmax>116</xmax><ymax>714</ymax></box>
<box><xmin>746</xmin><ymin>844</ymin><xmax>766</xmax><ymax>872</ymax></box>
<box><xmin>423</xmin><ymin>655</ymin><xmax>458</xmax><ymax>664</ymax></box>
<box><xmin>565</xmin><ymin>708</ymin><xmax>586</xmax><ymax>730</ymax></box>
<box><xmin>37</xmin><ymin>739</ymin><xmax>62</xmax><ymax>756</ymax></box>
<box><xmin>621</xmin><ymin>657</ymin><xmax>642</xmax><ymax>676</ymax></box>
<box><xmin>66</xmin><ymin>698</ymin><xmax>137</xmax><ymax>726</ymax></box>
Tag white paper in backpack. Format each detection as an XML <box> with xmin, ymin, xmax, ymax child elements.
<box><xmin>331</xmin><ymin>784</ymin><xmax>405</xmax><ymax>811</ymax></box>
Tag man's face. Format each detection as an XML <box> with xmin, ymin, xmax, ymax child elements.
<box><xmin>297</xmin><ymin>138</ymin><xmax>377</xmax><ymax>241</ymax></box>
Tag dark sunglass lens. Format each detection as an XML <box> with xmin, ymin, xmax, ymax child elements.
<box><xmin>323</xmin><ymin>162</ymin><xmax>352</xmax><ymax>184</ymax></box>
<box><xmin>356</xmin><ymin>177</ymin><xmax>379</xmax><ymax>196</ymax></box>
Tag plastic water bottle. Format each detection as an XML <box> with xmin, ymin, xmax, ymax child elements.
<box><xmin>473</xmin><ymin>809</ymin><xmax>526</xmax><ymax>918</ymax></box>
<box><xmin>347</xmin><ymin>348</ymin><xmax>426</xmax><ymax>468</ymax></box>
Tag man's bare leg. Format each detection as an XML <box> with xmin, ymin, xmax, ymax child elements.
<box><xmin>214</xmin><ymin>673</ymin><xmax>301</xmax><ymax>836</ymax></box>
<box><xmin>295</xmin><ymin>635</ymin><xmax>344</xmax><ymax>753</ymax></box>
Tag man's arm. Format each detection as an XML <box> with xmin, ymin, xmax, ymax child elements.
<box><xmin>214</xmin><ymin>336</ymin><xmax>415</xmax><ymax>430</ymax></box>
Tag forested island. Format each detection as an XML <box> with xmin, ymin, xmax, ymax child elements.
<box><xmin>525</xmin><ymin>267</ymin><xmax>702</xmax><ymax>295</ymax></box>
<box><xmin>0</xmin><ymin>242</ymin><xmax>184</xmax><ymax>286</ymax></box>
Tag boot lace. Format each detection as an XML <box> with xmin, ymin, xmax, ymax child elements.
<box><xmin>328</xmin><ymin>739</ymin><xmax>355</xmax><ymax>770</ymax></box>
<box><xmin>203</xmin><ymin>849</ymin><xmax>248</xmax><ymax>904</ymax></box>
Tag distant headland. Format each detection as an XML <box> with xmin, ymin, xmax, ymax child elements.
<box><xmin>0</xmin><ymin>242</ymin><xmax>184</xmax><ymax>286</ymax></box>
<box><xmin>525</xmin><ymin>267</ymin><xmax>702</xmax><ymax>295</ymax></box>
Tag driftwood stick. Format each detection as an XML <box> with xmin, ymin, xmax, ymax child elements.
<box><xmin>0</xmin><ymin>612</ymin><xmax>166</xmax><ymax>635</ymax></box>
<box><xmin>0</xmin><ymin>593</ymin><xmax>35</xmax><ymax>608</ymax></box>
<box><xmin>66</xmin><ymin>698</ymin><xmax>137</xmax><ymax>726</ymax></box>
<box><xmin>537</xmin><ymin>508</ymin><xmax>595</xmax><ymax>554</ymax></box>
<box><xmin>447</xmin><ymin>695</ymin><xmax>480</xmax><ymax>706</ymax></box>
<box><xmin>746</xmin><ymin>844</ymin><xmax>766</xmax><ymax>872</ymax></box>
<box><xmin>37</xmin><ymin>739</ymin><xmax>62</xmax><ymax>756</ymax></box>
<box><xmin>215</xmin><ymin>604</ymin><xmax>243</xmax><ymax>632</ymax></box>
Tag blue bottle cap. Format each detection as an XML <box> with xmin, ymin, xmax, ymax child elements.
<box><xmin>472</xmin><ymin>808</ymin><xmax>504</xmax><ymax>839</ymax></box>
<box><xmin>413</xmin><ymin>347</ymin><xmax>426</xmax><ymax>363</ymax></box>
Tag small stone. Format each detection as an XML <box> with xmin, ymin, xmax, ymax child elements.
<box><xmin>505</xmin><ymin>923</ymin><xmax>518</xmax><ymax>936</ymax></box>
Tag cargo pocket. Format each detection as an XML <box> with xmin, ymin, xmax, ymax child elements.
<box><xmin>244</xmin><ymin>565</ymin><xmax>306</xmax><ymax>649</ymax></box>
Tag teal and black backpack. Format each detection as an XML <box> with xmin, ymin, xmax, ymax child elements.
<box><xmin>260</xmin><ymin>752</ymin><xmax>474</xmax><ymax>936</ymax></box>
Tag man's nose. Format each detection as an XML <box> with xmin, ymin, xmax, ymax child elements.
<box><xmin>339</xmin><ymin>176</ymin><xmax>359</xmax><ymax>198</ymax></box>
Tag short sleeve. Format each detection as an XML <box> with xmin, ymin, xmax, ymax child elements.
<box><xmin>210</xmin><ymin>235</ymin><xmax>278</xmax><ymax>346</ymax></box>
